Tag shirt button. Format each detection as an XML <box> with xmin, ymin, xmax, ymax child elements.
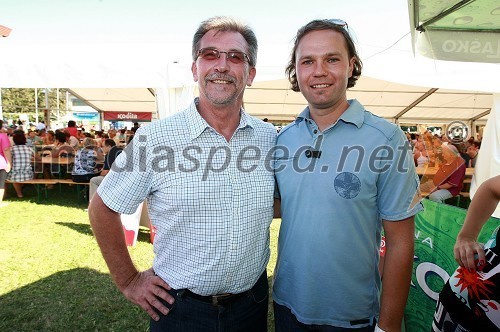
<box><xmin>313</xmin><ymin>129</ymin><xmax>318</xmax><ymax>134</ymax></box>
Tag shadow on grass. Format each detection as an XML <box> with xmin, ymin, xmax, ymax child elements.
<box><xmin>55</xmin><ymin>222</ymin><xmax>94</xmax><ymax>236</ymax></box>
<box><xmin>0</xmin><ymin>268</ymin><xmax>149</xmax><ymax>331</ymax></box>
<box><xmin>55</xmin><ymin>222</ymin><xmax>153</xmax><ymax>244</ymax></box>
<box><xmin>1</xmin><ymin>270</ymin><xmax>275</xmax><ymax>332</ymax></box>
<box><xmin>5</xmin><ymin>183</ymin><xmax>84</xmax><ymax>208</ymax></box>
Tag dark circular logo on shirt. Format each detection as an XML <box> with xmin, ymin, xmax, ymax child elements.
<box><xmin>334</xmin><ymin>172</ymin><xmax>361</xmax><ymax>199</ymax></box>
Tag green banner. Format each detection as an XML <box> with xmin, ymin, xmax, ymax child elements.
<box><xmin>404</xmin><ymin>200</ymin><xmax>499</xmax><ymax>331</ymax></box>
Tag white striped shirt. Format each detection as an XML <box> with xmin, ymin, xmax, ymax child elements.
<box><xmin>98</xmin><ymin>99</ymin><xmax>276</xmax><ymax>295</ymax></box>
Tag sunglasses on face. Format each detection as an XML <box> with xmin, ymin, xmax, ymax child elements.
<box><xmin>197</xmin><ymin>48</ymin><xmax>250</xmax><ymax>65</ymax></box>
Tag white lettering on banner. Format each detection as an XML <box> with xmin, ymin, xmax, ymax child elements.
<box><xmin>415</xmin><ymin>230</ymin><xmax>434</xmax><ymax>249</ymax></box>
<box><xmin>441</xmin><ymin>39</ymin><xmax>500</xmax><ymax>59</ymax></box>
<box><xmin>416</xmin><ymin>262</ymin><xmax>450</xmax><ymax>301</ymax></box>
<box><xmin>485</xmin><ymin>248</ymin><xmax>498</xmax><ymax>265</ymax></box>
<box><xmin>116</xmin><ymin>113</ymin><xmax>139</xmax><ymax>120</ymax></box>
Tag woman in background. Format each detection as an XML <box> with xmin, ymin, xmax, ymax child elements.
<box><xmin>71</xmin><ymin>137</ymin><xmax>102</xmax><ymax>183</ymax></box>
<box><xmin>43</xmin><ymin>130</ymin><xmax>55</xmax><ymax>145</ymax></box>
<box><xmin>0</xmin><ymin>120</ymin><xmax>12</xmax><ymax>206</ymax></box>
<box><xmin>7</xmin><ymin>131</ymin><xmax>39</xmax><ymax>198</ymax></box>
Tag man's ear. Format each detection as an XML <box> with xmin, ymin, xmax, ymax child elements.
<box><xmin>348</xmin><ymin>57</ymin><xmax>355</xmax><ymax>78</ymax></box>
<box><xmin>246</xmin><ymin>67</ymin><xmax>256</xmax><ymax>86</ymax></box>
<box><xmin>191</xmin><ymin>61</ymin><xmax>199</xmax><ymax>82</ymax></box>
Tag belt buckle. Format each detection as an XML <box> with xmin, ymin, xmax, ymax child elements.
<box><xmin>211</xmin><ymin>293</ymin><xmax>232</xmax><ymax>306</ymax></box>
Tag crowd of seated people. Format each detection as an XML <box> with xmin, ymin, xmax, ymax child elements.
<box><xmin>0</xmin><ymin>120</ymin><xmax>139</xmax><ymax>198</ymax></box>
<box><xmin>408</xmin><ymin>130</ymin><xmax>482</xmax><ymax>205</ymax></box>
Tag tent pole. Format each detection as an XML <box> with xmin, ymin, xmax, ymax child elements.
<box><xmin>35</xmin><ymin>88</ymin><xmax>38</xmax><ymax>124</ymax></box>
<box><xmin>44</xmin><ymin>88</ymin><xmax>50</xmax><ymax>128</ymax></box>
<box><xmin>55</xmin><ymin>88</ymin><xmax>60</xmax><ymax>129</ymax></box>
<box><xmin>65</xmin><ymin>90</ymin><xmax>69</xmax><ymax>128</ymax></box>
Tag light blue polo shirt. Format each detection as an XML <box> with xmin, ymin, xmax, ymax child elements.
<box><xmin>273</xmin><ymin>99</ymin><xmax>423</xmax><ymax>328</ymax></box>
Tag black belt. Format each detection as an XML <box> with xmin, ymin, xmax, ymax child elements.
<box><xmin>183</xmin><ymin>289</ymin><xmax>250</xmax><ymax>306</ymax></box>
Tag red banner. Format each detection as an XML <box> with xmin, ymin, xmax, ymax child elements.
<box><xmin>103</xmin><ymin>111</ymin><xmax>152</xmax><ymax>122</ymax></box>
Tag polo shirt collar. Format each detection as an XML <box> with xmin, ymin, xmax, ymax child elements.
<box><xmin>295</xmin><ymin>99</ymin><xmax>364</xmax><ymax>129</ymax></box>
<box><xmin>186</xmin><ymin>97</ymin><xmax>254</xmax><ymax>141</ymax></box>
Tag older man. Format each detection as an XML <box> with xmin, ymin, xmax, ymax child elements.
<box><xmin>89</xmin><ymin>16</ymin><xmax>275</xmax><ymax>332</ymax></box>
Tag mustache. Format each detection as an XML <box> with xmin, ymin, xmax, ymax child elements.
<box><xmin>205</xmin><ymin>73</ymin><xmax>235</xmax><ymax>83</ymax></box>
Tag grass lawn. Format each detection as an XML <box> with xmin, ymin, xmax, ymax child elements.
<box><xmin>0</xmin><ymin>185</ymin><xmax>281</xmax><ymax>331</ymax></box>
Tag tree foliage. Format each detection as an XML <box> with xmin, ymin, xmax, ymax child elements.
<box><xmin>1</xmin><ymin>88</ymin><xmax>68</xmax><ymax>123</ymax></box>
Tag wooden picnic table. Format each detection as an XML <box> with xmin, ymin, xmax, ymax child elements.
<box><xmin>415</xmin><ymin>166</ymin><xmax>474</xmax><ymax>177</ymax></box>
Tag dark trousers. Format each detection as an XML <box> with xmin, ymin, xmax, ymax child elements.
<box><xmin>273</xmin><ymin>302</ymin><xmax>375</xmax><ymax>332</ymax></box>
<box><xmin>151</xmin><ymin>272</ymin><xmax>269</xmax><ymax>332</ymax></box>
<box><xmin>72</xmin><ymin>173</ymin><xmax>100</xmax><ymax>183</ymax></box>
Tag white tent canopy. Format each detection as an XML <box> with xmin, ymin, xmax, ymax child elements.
<box><xmin>1</xmin><ymin>0</ymin><xmax>498</xmax><ymax>126</ymax></box>
<box><xmin>61</xmin><ymin>74</ymin><xmax>493</xmax><ymax>127</ymax></box>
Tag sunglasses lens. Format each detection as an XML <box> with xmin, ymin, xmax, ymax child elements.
<box><xmin>227</xmin><ymin>52</ymin><xmax>245</xmax><ymax>64</ymax></box>
<box><xmin>200</xmin><ymin>49</ymin><xmax>219</xmax><ymax>60</ymax></box>
<box><xmin>198</xmin><ymin>48</ymin><xmax>249</xmax><ymax>64</ymax></box>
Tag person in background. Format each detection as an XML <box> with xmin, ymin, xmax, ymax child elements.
<box><xmin>433</xmin><ymin>175</ymin><xmax>500</xmax><ymax>331</ymax></box>
<box><xmin>117</xmin><ymin>129</ymin><xmax>127</xmax><ymax>143</ymax></box>
<box><xmin>50</xmin><ymin>131</ymin><xmax>75</xmax><ymax>157</ymax></box>
<box><xmin>26</xmin><ymin>130</ymin><xmax>38</xmax><ymax>147</ymax></box>
<box><xmin>65</xmin><ymin>130</ymin><xmax>80</xmax><ymax>149</ymax></box>
<box><xmin>88</xmin><ymin>139</ymin><xmax>122</xmax><ymax>201</ymax></box>
<box><xmin>7</xmin><ymin>131</ymin><xmax>39</xmax><ymax>198</ymax></box>
<box><xmin>89</xmin><ymin>16</ymin><xmax>275</xmax><ymax>332</ymax></box>
<box><xmin>6</xmin><ymin>126</ymin><xmax>15</xmax><ymax>145</ymax></box>
<box><xmin>66</xmin><ymin>120</ymin><xmax>78</xmax><ymax>138</ymax></box>
<box><xmin>93</xmin><ymin>131</ymin><xmax>104</xmax><ymax>147</ymax></box>
<box><xmin>427</xmin><ymin>144</ymin><xmax>466</xmax><ymax>203</ymax></box>
<box><xmin>132</xmin><ymin>122</ymin><xmax>140</xmax><ymax>133</ymax></box>
<box><xmin>38</xmin><ymin>130</ymin><xmax>75</xmax><ymax>180</ymax></box>
<box><xmin>43</xmin><ymin>130</ymin><xmax>55</xmax><ymax>145</ymax></box>
<box><xmin>31</xmin><ymin>130</ymin><xmax>43</xmax><ymax>145</ymax></box>
<box><xmin>0</xmin><ymin>120</ymin><xmax>12</xmax><ymax>206</ymax></box>
<box><xmin>273</xmin><ymin>19</ymin><xmax>422</xmax><ymax>331</ymax></box>
<box><xmin>107</xmin><ymin>129</ymin><xmax>121</xmax><ymax>146</ymax></box>
<box><xmin>465</xmin><ymin>140</ymin><xmax>480</xmax><ymax>168</ymax></box>
<box><xmin>71</xmin><ymin>137</ymin><xmax>102</xmax><ymax>183</ymax></box>
<box><xmin>36</xmin><ymin>120</ymin><xmax>46</xmax><ymax>131</ymax></box>
<box><xmin>457</xmin><ymin>142</ymin><xmax>471</xmax><ymax>168</ymax></box>
<box><xmin>413</xmin><ymin>134</ymin><xmax>430</xmax><ymax>167</ymax></box>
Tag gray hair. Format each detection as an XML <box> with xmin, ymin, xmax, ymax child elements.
<box><xmin>192</xmin><ymin>16</ymin><xmax>258</xmax><ymax>67</ymax></box>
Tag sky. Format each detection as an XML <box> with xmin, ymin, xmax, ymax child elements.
<box><xmin>1</xmin><ymin>0</ymin><xmax>499</xmax><ymax>91</ymax></box>
<box><xmin>1</xmin><ymin>0</ymin><xmax>413</xmax><ymax>66</ymax></box>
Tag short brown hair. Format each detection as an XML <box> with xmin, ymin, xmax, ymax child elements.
<box><xmin>13</xmin><ymin>132</ymin><xmax>27</xmax><ymax>145</ymax></box>
<box><xmin>286</xmin><ymin>19</ymin><xmax>362</xmax><ymax>92</ymax></box>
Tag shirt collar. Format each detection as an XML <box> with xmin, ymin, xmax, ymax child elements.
<box><xmin>295</xmin><ymin>99</ymin><xmax>364</xmax><ymax>129</ymax></box>
<box><xmin>186</xmin><ymin>97</ymin><xmax>254</xmax><ymax>141</ymax></box>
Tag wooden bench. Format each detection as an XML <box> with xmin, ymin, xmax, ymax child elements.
<box><xmin>6</xmin><ymin>178</ymin><xmax>91</xmax><ymax>203</ymax></box>
<box><xmin>5</xmin><ymin>179</ymin><xmax>58</xmax><ymax>202</ymax></box>
<box><xmin>54</xmin><ymin>179</ymin><xmax>90</xmax><ymax>203</ymax></box>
